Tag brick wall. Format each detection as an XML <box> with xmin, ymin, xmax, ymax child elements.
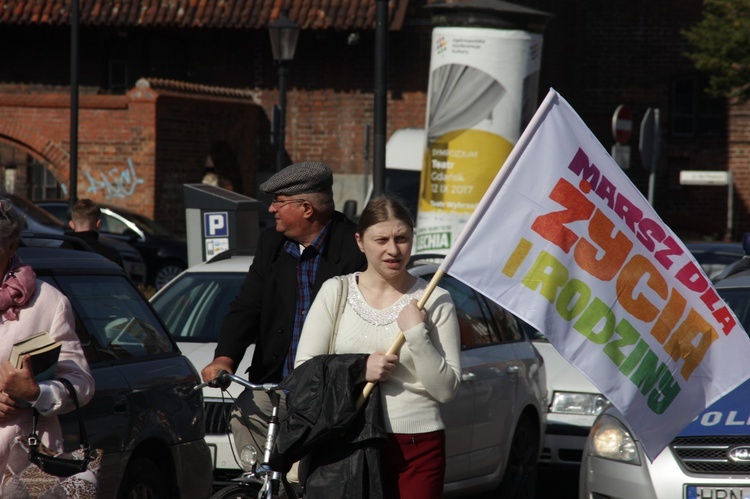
<box><xmin>0</xmin><ymin>86</ymin><xmax>262</xmax><ymax>236</ymax></box>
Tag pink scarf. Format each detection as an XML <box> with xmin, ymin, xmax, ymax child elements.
<box><xmin>0</xmin><ymin>261</ymin><xmax>36</xmax><ymax>321</ymax></box>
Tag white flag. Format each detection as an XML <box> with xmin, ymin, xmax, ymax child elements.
<box><xmin>440</xmin><ymin>88</ymin><xmax>750</xmax><ymax>461</ymax></box>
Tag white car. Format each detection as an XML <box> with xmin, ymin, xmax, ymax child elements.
<box><xmin>524</xmin><ymin>326</ymin><xmax>607</xmax><ymax>468</ymax></box>
<box><xmin>579</xmin><ymin>265</ymin><xmax>750</xmax><ymax>499</ymax></box>
<box><xmin>152</xmin><ymin>250</ymin><xmax>548</xmax><ymax>497</ymax></box>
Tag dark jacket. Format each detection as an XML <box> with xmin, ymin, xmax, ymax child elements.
<box><xmin>275</xmin><ymin>354</ymin><xmax>385</xmax><ymax>499</ymax></box>
<box><xmin>215</xmin><ymin>211</ymin><xmax>367</xmax><ymax>382</ymax></box>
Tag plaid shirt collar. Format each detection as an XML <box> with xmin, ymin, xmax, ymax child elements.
<box><xmin>282</xmin><ymin>220</ymin><xmax>331</xmax><ymax>259</ymax></box>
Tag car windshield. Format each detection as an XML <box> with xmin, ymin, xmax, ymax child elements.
<box><xmin>122</xmin><ymin>210</ymin><xmax>176</xmax><ymax>238</ymax></box>
<box><xmin>717</xmin><ymin>287</ymin><xmax>750</xmax><ymax>336</ymax></box>
<box><xmin>152</xmin><ymin>272</ymin><xmax>244</xmax><ymax>342</ymax></box>
<box><xmin>43</xmin><ymin>274</ymin><xmax>176</xmax><ymax>362</ymax></box>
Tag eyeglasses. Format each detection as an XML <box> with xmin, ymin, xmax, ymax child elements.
<box><xmin>270</xmin><ymin>198</ymin><xmax>306</xmax><ymax>209</ymax></box>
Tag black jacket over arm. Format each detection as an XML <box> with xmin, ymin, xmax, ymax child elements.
<box><xmin>214</xmin><ymin>211</ymin><xmax>367</xmax><ymax>382</ymax></box>
<box><xmin>275</xmin><ymin>354</ymin><xmax>385</xmax><ymax>499</ymax></box>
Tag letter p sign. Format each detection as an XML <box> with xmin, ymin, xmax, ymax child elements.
<box><xmin>204</xmin><ymin>212</ymin><xmax>229</xmax><ymax>237</ymax></box>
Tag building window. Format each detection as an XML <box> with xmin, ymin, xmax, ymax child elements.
<box><xmin>29</xmin><ymin>161</ymin><xmax>62</xmax><ymax>200</ymax></box>
<box><xmin>672</xmin><ymin>77</ymin><xmax>725</xmax><ymax>137</ymax></box>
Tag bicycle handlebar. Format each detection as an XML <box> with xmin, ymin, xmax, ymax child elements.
<box><xmin>193</xmin><ymin>370</ymin><xmax>281</xmax><ymax>393</ymax></box>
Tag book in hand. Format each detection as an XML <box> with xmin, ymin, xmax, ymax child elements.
<box><xmin>9</xmin><ymin>331</ymin><xmax>62</xmax><ymax>382</ymax></box>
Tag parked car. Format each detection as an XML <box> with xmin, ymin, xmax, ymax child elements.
<box><xmin>579</xmin><ymin>265</ymin><xmax>750</xmax><ymax>499</ymax></box>
<box><xmin>151</xmin><ymin>249</ymin><xmax>548</xmax><ymax>497</ymax></box>
<box><xmin>36</xmin><ymin>199</ymin><xmax>187</xmax><ymax>289</ymax></box>
<box><xmin>17</xmin><ymin>235</ymin><xmax>212</xmax><ymax>498</ymax></box>
<box><xmin>685</xmin><ymin>240</ymin><xmax>744</xmax><ymax>280</ymax></box>
<box><xmin>523</xmin><ymin>324</ymin><xmax>606</xmax><ymax>468</ymax></box>
<box><xmin>4</xmin><ymin>193</ymin><xmax>147</xmax><ymax>285</ymax></box>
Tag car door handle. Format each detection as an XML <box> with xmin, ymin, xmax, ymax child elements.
<box><xmin>113</xmin><ymin>396</ymin><xmax>128</xmax><ymax>414</ymax></box>
<box><xmin>461</xmin><ymin>372</ymin><xmax>476</xmax><ymax>382</ymax></box>
<box><xmin>507</xmin><ymin>366</ymin><xmax>520</xmax><ymax>375</ymax></box>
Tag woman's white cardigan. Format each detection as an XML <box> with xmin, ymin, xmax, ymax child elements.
<box><xmin>295</xmin><ymin>274</ymin><xmax>461</xmax><ymax>434</ymax></box>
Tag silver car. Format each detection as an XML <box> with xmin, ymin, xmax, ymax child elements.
<box><xmin>151</xmin><ymin>250</ymin><xmax>548</xmax><ymax>498</ymax></box>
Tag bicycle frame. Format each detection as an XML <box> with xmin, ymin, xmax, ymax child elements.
<box><xmin>196</xmin><ymin>371</ymin><xmax>288</xmax><ymax>499</ymax></box>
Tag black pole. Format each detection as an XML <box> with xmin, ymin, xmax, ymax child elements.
<box><xmin>372</xmin><ymin>0</ymin><xmax>388</xmax><ymax>196</ymax></box>
<box><xmin>277</xmin><ymin>63</ymin><xmax>289</xmax><ymax>170</ymax></box>
<box><xmin>69</xmin><ymin>0</ymin><xmax>79</xmax><ymax>207</ymax></box>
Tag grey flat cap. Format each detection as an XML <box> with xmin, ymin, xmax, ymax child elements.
<box><xmin>260</xmin><ymin>161</ymin><xmax>333</xmax><ymax>195</ymax></box>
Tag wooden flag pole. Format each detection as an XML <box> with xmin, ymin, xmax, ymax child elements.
<box><xmin>356</xmin><ymin>268</ymin><xmax>447</xmax><ymax>409</ymax></box>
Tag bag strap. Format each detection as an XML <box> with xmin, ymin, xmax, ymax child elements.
<box><xmin>328</xmin><ymin>276</ymin><xmax>349</xmax><ymax>354</ymax></box>
<box><xmin>30</xmin><ymin>378</ymin><xmax>89</xmax><ymax>451</ymax></box>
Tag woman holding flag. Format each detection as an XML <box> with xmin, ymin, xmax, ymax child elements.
<box><xmin>295</xmin><ymin>194</ymin><xmax>461</xmax><ymax>498</ymax></box>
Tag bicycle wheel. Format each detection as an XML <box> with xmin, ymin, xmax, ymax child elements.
<box><xmin>210</xmin><ymin>483</ymin><xmax>263</xmax><ymax>499</ymax></box>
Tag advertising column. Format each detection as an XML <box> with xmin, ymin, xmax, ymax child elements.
<box><xmin>416</xmin><ymin>26</ymin><xmax>544</xmax><ymax>254</ymax></box>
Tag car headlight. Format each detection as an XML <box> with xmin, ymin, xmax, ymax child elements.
<box><xmin>587</xmin><ymin>414</ymin><xmax>641</xmax><ymax>465</ymax></box>
<box><xmin>239</xmin><ymin>445</ymin><xmax>259</xmax><ymax>469</ymax></box>
<box><xmin>549</xmin><ymin>391</ymin><xmax>608</xmax><ymax>415</ymax></box>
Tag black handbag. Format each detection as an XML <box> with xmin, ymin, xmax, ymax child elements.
<box><xmin>27</xmin><ymin>378</ymin><xmax>93</xmax><ymax>477</ymax></box>
<box><xmin>1</xmin><ymin>377</ymin><xmax>102</xmax><ymax>499</ymax></box>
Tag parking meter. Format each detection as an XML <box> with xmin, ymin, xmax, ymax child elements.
<box><xmin>183</xmin><ymin>184</ymin><xmax>261</xmax><ymax>266</ymax></box>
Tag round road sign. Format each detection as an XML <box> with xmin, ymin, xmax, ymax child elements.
<box><xmin>612</xmin><ymin>105</ymin><xmax>632</xmax><ymax>144</ymax></box>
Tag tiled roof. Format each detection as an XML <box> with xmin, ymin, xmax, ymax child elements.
<box><xmin>0</xmin><ymin>0</ymin><xmax>410</xmax><ymax>30</ymax></box>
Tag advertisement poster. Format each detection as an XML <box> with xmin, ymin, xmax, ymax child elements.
<box><xmin>416</xmin><ymin>26</ymin><xmax>544</xmax><ymax>253</ymax></box>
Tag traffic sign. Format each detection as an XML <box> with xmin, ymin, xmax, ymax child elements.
<box><xmin>679</xmin><ymin>171</ymin><xmax>730</xmax><ymax>186</ymax></box>
<box><xmin>612</xmin><ymin>105</ymin><xmax>633</xmax><ymax>144</ymax></box>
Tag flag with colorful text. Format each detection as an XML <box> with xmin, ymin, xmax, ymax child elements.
<box><xmin>440</xmin><ymin>88</ymin><xmax>750</xmax><ymax>461</ymax></box>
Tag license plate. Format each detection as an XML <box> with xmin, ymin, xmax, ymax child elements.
<box><xmin>686</xmin><ymin>485</ymin><xmax>750</xmax><ymax>499</ymax></box>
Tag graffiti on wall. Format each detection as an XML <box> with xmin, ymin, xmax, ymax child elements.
<box><xmin>85</xmin><ymin>158</ymin><xmax>144</xmax><ymax>199</ymax></box>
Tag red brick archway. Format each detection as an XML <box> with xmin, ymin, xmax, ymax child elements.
<box><xmin>0</xmin><ymin>122</ymin><xmax>70</xmax><ymax>185</ymax></box>
<box><xmin>0</xmin><ymin>80</ymin><xmax>263</xmax><ymax>235</ymax></box>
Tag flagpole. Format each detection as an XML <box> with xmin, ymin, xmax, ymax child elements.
<box><xmin>356</xmin><ymin>269</ymin><xmax>447</xmax><ymax>409</ymax></box>
<box><xmin>441</xmin><ymin>89</ymin><xmax>559</xmax><ymax>271</ymax></box>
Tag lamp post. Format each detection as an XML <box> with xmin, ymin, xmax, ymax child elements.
<box><xmin>268</xmin><ymin>9</ymin><xmax>300</xmax><ymax>171</ymax></box>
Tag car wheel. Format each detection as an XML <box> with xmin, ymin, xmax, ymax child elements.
<box><xmin>117</xmin><ymin>455</ymin><xmax>169</xmax><ymax>499</ymax></box>
<box><xmin>154</xmin><ymin>261</ymin><xmax>186</xmax><ymax>289</ymax></box>
<box><xmin>496</xmin><ymin>416</ymin><xmax>540</xmax><ymax>499</ymax></box>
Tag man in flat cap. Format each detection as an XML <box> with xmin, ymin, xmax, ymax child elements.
<box><xmin>202</xmin><ymin>161</ymin><xmax>366</xmax><ymax>485</ymax></box>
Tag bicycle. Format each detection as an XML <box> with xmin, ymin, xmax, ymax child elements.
<box><xmin>194</xmin><ymin>370</ymin><xmax>301</xmax><ymax>499</ymax></box>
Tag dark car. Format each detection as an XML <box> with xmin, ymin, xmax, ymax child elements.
<box><xmin>685</xmin><ymin>240</ymin><xmax>745</xmax><ymax>280</ymax></box>
<box><xmin>36</xmin><ymin>200</ymin><xmax>188</xmax><ymax>289</ymax></box>
<box><xmin>3</xmin><ymin>193</ymin><xmax>147</xmax><ymax>285</ymax></box>
<box><xmin>18</xmin><ymin>236</ymin><xmax>212</xmax><ymax>498</ymax></box>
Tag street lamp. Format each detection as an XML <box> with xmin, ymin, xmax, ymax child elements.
<box><xmin>268</xmin><ymin>9</ymin><xmax>300</xmax><ymax>170</ymax></box>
